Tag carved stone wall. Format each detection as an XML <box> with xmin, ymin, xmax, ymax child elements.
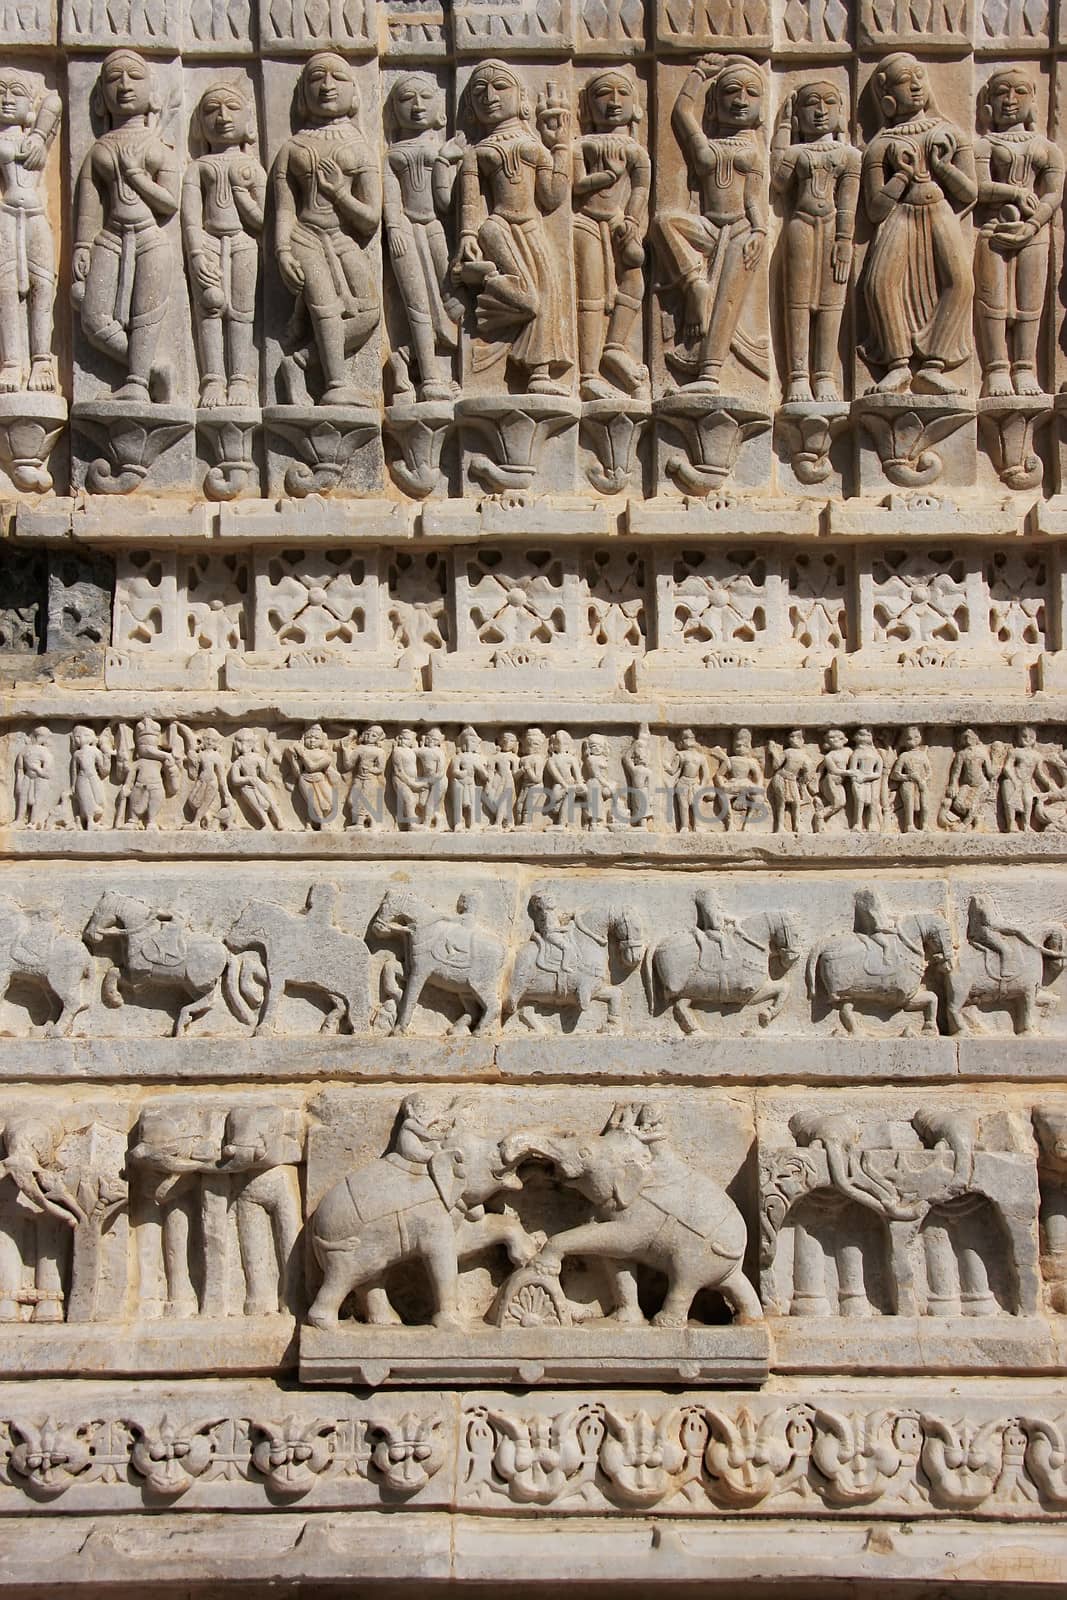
<box><xmin>2</xmin><ymin>2</ymin><xmax>1067</xmax><ymax>1593</ymax></box>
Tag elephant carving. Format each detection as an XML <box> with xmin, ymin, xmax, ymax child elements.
<box><xmin>306</xmin><ymin>1097</ymin><xmax>539</xmax><ymax>1330</ymax></box>
<box><xmin>501</xmin><ymin>1103</ymin><xmax>763</xmax><ymax>1327</ymax></box>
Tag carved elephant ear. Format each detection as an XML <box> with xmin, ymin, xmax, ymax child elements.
<box><xmin>429</xmin><ymin>1147</ymin><xmax>466</xmax><ymax>1210</ymax></box>
<box><xmin>611</xmin><ymin>1154</ymin><xmax>648</xmax><ymax>1212</ymax></box>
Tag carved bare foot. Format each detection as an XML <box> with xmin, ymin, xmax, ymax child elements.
<box><xmin>199</xmin><ymin>377</ymin><xmax>227</xmax><ymax>409</ymax></box>
<box><xmin>981</xmin><ymin>367</ymin><xmax>1014</xmax><ymax>399</ymax></box>
<box><xmin>870</xmin><ymin>363</ymin><xmax>911</xmax><ymax>395</ymax></box>
<box><xmin>1013</xmin><ymin>365</ymin><xmax>1043</xmax><ymax>397</ymax></box>
<box><xmin>115</xmin><ymin>377</ymin><xmax>150</xmax><ymax>402</ymax></box>
<box><xmin>785</xmin><ymin>376</ymin><xmax>813</xmax><ymax>403</ymax></box>
<box><xmin>813</xmin><ymin>375</ymin><xmax>840</xmax><ymax>402</ymax></box>
<box><xmin>581</xmin><ymin>375</ymin><xmax>620</xmax><ymax>401</ymax></box>
<box><xmin>600</xmin><ymin>347</ymin><xmax>649</xmax><ymax>397</ymax></box>
<box><xmin>228</xmin><ymin>378</ymin><xmax>257</xmax><ymax>407</ymax></box>
<box><xmin>0</xmin><ymin>362</ymin><xmax>21</xmax><ymax>394</ymax></box>
<box><xmin>27</xmin><ymin>357</ymin><xmax>57</xmax><ymax>393</ymax></box>
<box><xmin>418</xmin><ymin>378</ymin><xmax>459</xmax><ymax>402</ymax></box>
<box><xmin>322</xmin><ymin>383</ymin><xmax>365</xmax><ymax>406</ymax></box>
<box><xmin>913</xmin><ymin>365</ymin><xmax>962</xmax><ymax>397</ymax></box>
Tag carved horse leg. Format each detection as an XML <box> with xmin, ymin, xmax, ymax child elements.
<box><xmin>900</xmin><ymin>986</ymin><xmax>941</xmax><ymax>1037</ymax></box>
<box><xmin>174</xmin><ymin>980</ymin><xmax>223</xmax><ymax>1037</ymax></box>
<box><xmin>673</xmin><ymin>995</ymin><xmax>700</xmax><ymax>1034</ymax></box>
<box><xmin>748</xmin><ymin>976</ymin><xmax>788</xmax><ymax>1028</ymax></box>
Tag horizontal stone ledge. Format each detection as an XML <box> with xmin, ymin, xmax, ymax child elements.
<box><xmin>769</xmin><ymin>1317</ymin><xmax>1067</xmax><ymax>1376</ymax></box>
<box><xmin>0</xmin><ymin>1035</ymin><xmax>1004</xmax><ymax>1085</ymax></box>
<box><xmin>0</xmin><ymin>1512</ymin><xmax>1064</xmax><ymax>1588</ymax></box>
<box><xmin>299</xmin><ymin>1325</ymin><xmax>770</xmax><ymax>1389</ymax></box>
<box><xmin>4</xmin><ymin>829</ymin><xmax>1067</xmax><ymax>867</ymax></box>
<box><xmin>0</xmin><ymin>1319</ymin><xmax>295</xmax><ymax>1379</ymax></box>
<box><xmin>0</xmin><ymin>688</ymin><xmax>1064</xmax><ymax>729</ymax></box>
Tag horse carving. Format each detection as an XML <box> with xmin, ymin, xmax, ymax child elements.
<box><xmin>0</xmin><ymin>899</ymin><xmax>93</xmax><ymax>1037</ymax></box>
<box><xmin>643</xmin><ymin>903</ymin><xmax>803</xmax><ymax>1034</ymax></box>
<box><xmin>806</xmin><ymin>895</ymin><xmax>954</xmax><ymax>1036</ymax></box>
<box><xmin>83</xmin><ymin>890</ymin><xmax>255</xmax><ymax>1037</ymax></box>
<box><xmin>944</xmin><ymin>900</ymin><xmax>1067</xmax><ymax>1036</ymax></box>
<box><xmin>368</xmin><ymin>891</ymin><xmax>508</xmax><ymax>1035</ymax></box>
<box><xmin>225</xmin><ymin>886</ymin><xmax>369</xmax><ymax>1036</ymax></box>
<box><xmin>504</xmin><ymin>894</ymin><xmax>646</xmax><ymax>1033</ymax></box>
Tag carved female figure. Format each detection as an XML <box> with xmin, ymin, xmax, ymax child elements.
<box><xmin>452</xmin><ymin>60</ymin><xmax>572</xmax><ymax>395</ymax></box>
<box><xmin>0</xmin><ymin>68</ymin><xmax>60</xmax><ymax>394</ymax></box>
<box><xmin>449</xmin><ymin>726</ymin><xmax>487</xmax><ymax>831</ymax></box>
<box><xmin>383</xmin><ymin>73</ymin><xmax>464</xmax><ymax>403</ymax></box>
<box><xmin>889</xmin><ymin>724</ymin><xmax>932</xmax><ymax>833</ymax></box>
<box><xmin>939</xmin><ymin>725</ymin><xmax>994</xmax><ymax>830</ymax></box>
<box><xmin>653</xmin><ymin>55</ymin><xmax>769</xmax><ymax>394</ymax></box>
<box><xmin>71</xmin><ymin>51</ymin><xmax>179</xmax><ymax>401</ymax></box>
<box><xmin>272</xmin><ymin>53</ymin><xmax>382</xmax><ymax>406</ymax></box>
<box><xmin>483</xmin><ymin>730</ymin><xmax>519</xmax><ymax>830</ymax></box>
<box><xmin>572</xmin><ymin>69</ymin><xmax>650</xmax><ymax>401</ymax></box>
<box><xmin>859</xmin><ymin>53</ymin><xmax>976</xmax><ymax>396</ymax></box>
<box><xmin>974</xmin><ymin>67</ymin><xmax>1064</xmax><ymax>399</ymax></box>
<box><xmin>770</xmin><ymin>81</ymin><xmax>860</xmax><ymax>404</ymax></box>
<box><xmin>182</xmin><ymin>83</ymin><xmax>265</xmax><ymax>409</ymax></box>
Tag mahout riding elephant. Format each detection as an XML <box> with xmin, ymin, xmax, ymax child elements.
<box><xmin>0</xmin><ymin>898</ymin><xmax>93</xmax><ymax>1037</ymax></box>
<box><xmin>643</xmin><ymin>897</ymin><xmax>803</xmax><ymax>1034</ymax></box>
<box><xmin>501</xmin><ymin>1102</ymin><xmax>763</xmax><ymax>1326</ymax></box>
<box><xmin>225</xmin><ymin>886</ymin><xmax>369</xmax><ymax>1036</ymax></box>
<box><xmin>83</xmin><ymin>890</ymin><xmax>258</xmax><ymax>1037</ymax></box>
<box><xmin>805</xmin><ymin>893</ymin><xmax>954</xmax><ymax>1036</ymax></box>
<box><xmin>503</xmin><ymin>892</ymin><xmax>646</xmax><ymax>1033</ymax></box>
<box><xmin>306</xmin><ymin>1103</ymin><xmax>538</xmax><ymax>1329</ymax></box>
<box><xmin>368</xmin><ymin>890</ymin><xmax>507</xmax><ymax>1035</ymax></box>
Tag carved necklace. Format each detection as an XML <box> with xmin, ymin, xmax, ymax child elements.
<box><xmin>708</xmin><ymin>131</ymin><xmax>750</xmax><ymax>192</ymax></box>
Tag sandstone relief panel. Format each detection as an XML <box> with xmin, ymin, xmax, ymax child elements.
<box><xmin>2</xmin><ymin>3</ymin><xmax>1067</xmax><ymax>1591</ymax></box>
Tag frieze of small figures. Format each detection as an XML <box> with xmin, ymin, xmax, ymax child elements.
<box><xmin>9</xmin><ymin>719</ymin><xmax>1067</xmax><ymax>839</ymax></box>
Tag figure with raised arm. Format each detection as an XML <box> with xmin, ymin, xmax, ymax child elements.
<box><xmin>653</xmin><ymin>54</ymin><xmax>769</xmax><ymax>394</ymax></box>
<box><xmin>770</xmin><ymin>80</ymin><xmax>860</xmax><ymax>403</ymax></box>
<box><xmin>452</xmin><ymin>60</ymin><xmax>572</xmax><ymax>394</ymax></box>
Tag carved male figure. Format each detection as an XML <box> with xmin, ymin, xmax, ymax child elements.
<box><xmin>71</xmin><ymin>51</ymin><xmax>179</xmax><ymax>401</ymax></box>
<box><xmin>811</xmin><ymin>726</ymin><xmax>850</xmax><ymax>831</ymax></box>
<box><xmin>482</xmin><ymin>730</ymin><xmax>519</xmax><ymax>829</ymax></box>
<box><xmin>768</xmin><ymin>729</ymin><xmax>816</xmax><ymax>833</ymax></box>
<box><xmin>859</xmin><ymin>53</ymin><xmax>976</xmax><ymax>396</ymax></box>
<box><xmin>272</xmin><ymin>53</ymin><xmax>381</xmax><ymax>406</ymax></box>
<box><xmin>770</xmin><ymin>80</ymin><xmax>859</xmax><ymax>403</ymax></box>
<box><xmin>847</xmin><ymin>726</ymin><xmax>883</xmax><ymax>833</ymax></box>
<box><xmin>1000</xmin><ymin>723</ymin><xmax>1046</xmax><ymax>833</ymax></box>
<box><xmin>517</xmin><ymin>725</ymin><xmax>549</xmax><ymax>828</ymax></box>
<box><xmin>341</xmin><ymin>723</ymin><xmax>387</xmax><ymax>830</ymax></box>
<box><xmin>623</xmin><ymin>725</ymin><xmax>654</xmax><ymax>829</ymax></box>
<box><xmin>452</xmin><ymin>60</ymin><xmax>572</xmax><ymax>394</ymax></box>
<box><xmin>114</xmin><ymin>717</ymin><xmax>180</xmax><ymax>830</ymax></box>
<box><xmin>283</xmin><ymin>723</ymin><xmax>339</xmax><ymax>830</ymax></box>
<box><xmin>68</xmin><ymin>725</ymin><xmax>112</xmax><ymax>832</ymax></box>
<box><xmin>653</xmin><ymin>54</ymin><xmax>768</xmax><ymax>394</ymax></box>
<box><xmin>13</xmin><ymin>725</ymin><xmax>53</xmax><ymax>829</ymax></box>
<box><xmin>544</xmin><ymin>729</ymin><xmax>587</xmax><ymax>828</ymax></box>
<box><xmin>974</xmin><ymin>67</ymin><xmax>1063</xmax><ymax>399</ymax></box>
<box><xmin>572</xmin><ymin>68</ymin><xmax>650</xmax><ymax>401</ymax></box>
<box><xmin>711</xmin><ymin>726</ymin><xmax>763</xmax><ymax>832</ymax></box>
<box><xmin>182</xmin><ymin>82</ymin><xmax>265</xmax><ymax>409</ymax></box>
<box><xmin>667</xmin><ymin>726</ymin><xmax>710</xmax><ymax>832</ymax></box>
<box><xmin>227</xmin><ymin>727</ymin><xmax>280</xmax><ymax>830</ymax></box>
<box><xmin>183</xmin><ymin>727</ymin><xmax>234</xmax><ymax>831</ymax></box>
<box><xmin>0</xmin><ymin>67</ymin><xmax>61</xmax><ymax>394</ymax></box>
<box><xmin>939</xmin><ymin>725</ymin><xmax>994</xmax><ymax>830</ymax></box>
<box><xmin>449</xmin><ymin>725</ymin><xmax>488</xmax><ymax>831</ymax></box>
<box><xmin>889</xmin><ymin>724</ymin><xmax>932</xmax><ymax>833</ymax></box>
<box><xmin>383</xmin><ymin>73</ymin><xmax>463</xmax><ymax>403</ymax></box>
<box><xmin>391</xmin><ymin>726</ymin><xmax>425</xmax><ymax>830</ymax></box>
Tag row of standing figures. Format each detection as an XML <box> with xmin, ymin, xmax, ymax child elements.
<box><xmin>0</xmin><ymin>49</ymin><xmax>1062</xmax><ymax>423</ymax></box>
<box><xmin>12</xmin><ymin>719</ymin><xmax>1065</xmax><ymax>836</ymax></box>
<box><xmin>0</xmin><ymin>883</ymin><xmax>1063</xmax><ymax>1042</ymax></box>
